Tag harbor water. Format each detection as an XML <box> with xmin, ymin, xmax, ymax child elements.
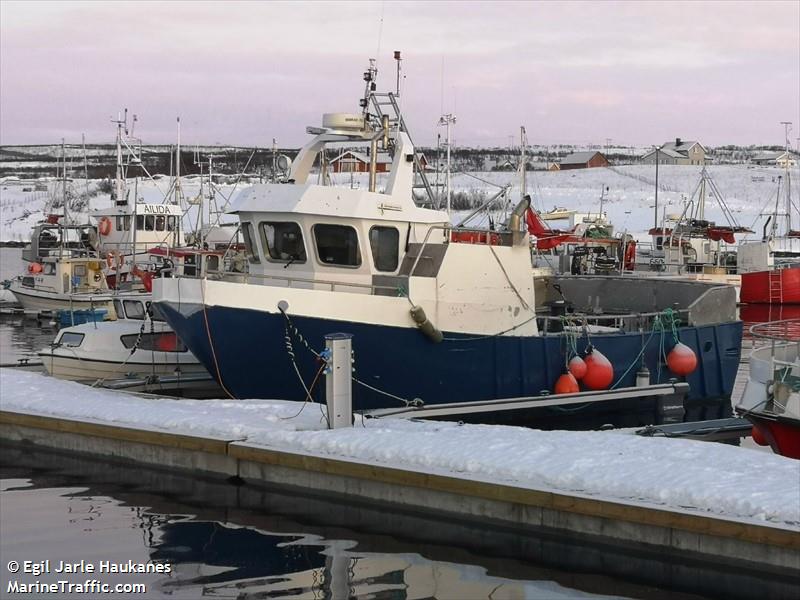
<box><xmin>0</xmin><ymin>246</ymin><xmax>786</xmax><ymax>599</ymax></box>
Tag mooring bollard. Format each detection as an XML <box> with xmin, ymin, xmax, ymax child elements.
<box><xmin>324</xmin><ymin>333</ymin><xmax>353</xmax><ymax>429</ymax></box>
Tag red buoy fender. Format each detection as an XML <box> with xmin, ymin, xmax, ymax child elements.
<box><xmin>666</xmin><ymin>342</ymin><xmax>698</xmax><ymax>376</ymax></box>
<box><xmin>554</xmin><ymin>372</ymin><xmax>580</xmax><ymax>394</ymax></box>
<box><xmin>568</xmin><ymin>355</ymin><xmax>587</xmax><ymax>380</ymax></box>
<box><xmin>583</xmin><ymin>348</ymin><xmax>614</xmax><ymax>390</ymax></box>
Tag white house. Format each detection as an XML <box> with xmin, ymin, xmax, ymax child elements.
<box><xmin>641</xmin><ymin>138</ymin><xmax>707</xmax><ymax>166</ymax></box>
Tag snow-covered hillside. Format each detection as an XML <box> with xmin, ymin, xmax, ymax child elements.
<box><xmin>1</xmin><ymin>164</ymin><xmax>797</xmax><ymax>243</ymax></box>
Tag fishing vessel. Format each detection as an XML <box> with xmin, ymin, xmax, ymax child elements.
<box><xmin>738</xmin><ymin>136</ymin><xmax>800</xmax><ymax>304</ymax></box>
<box><xmin>153</xmin><ymin>58</ymin><xmax>743</xmax><ymax>427</ymax></box>
<box><xmin>736</xmin><ymin>318</ymin><xmax>800</xmax><ymax>459</ymax></box>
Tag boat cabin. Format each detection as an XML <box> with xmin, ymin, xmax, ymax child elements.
<box><xmin>93</xmin><ymin>202</ymin><xmax>184</xmax><ymax>257</ymax></box>
<box><xmin>20</xmin><ymin>255</ymin><xmax>109</xmax><ymax>297</ymax></box>
<box><xmin>22</xmin><ymin>222</ymin><xmax>98</xmax><ymax>263</ymax></box>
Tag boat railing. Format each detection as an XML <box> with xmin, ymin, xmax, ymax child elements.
<box><xmin>202</xmin><ymin>269</ymin><xmax>402</xmax><ymax>296</ymax></box>
<box><xmin>749</xmin><ymin>318</ymin><xmax>800</xmax><ymax>343</ymax></box>
<box><xmin>536</xmin><ymin>308</ymin><xmax>691</xmax><ymax>336</ymax></box>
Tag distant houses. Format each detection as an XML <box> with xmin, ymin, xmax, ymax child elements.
<box><xmin>641</xmin><ymin>138</ymin><xmax>707</xmax><ymax>165</ymax></box>
<box><xmin>329</xmin><ymin>150</ymin><xmax>429</xmax><ymax>173</ymax></box>
<box><xmin>557</xmin><ymin>151</ymin><xmax>610</xmax><ymax>170</ymax></box>
<box><xmin>751</xmin><ymin>150</ymin><xmax>797</xmax><ymax>168</ymax></box>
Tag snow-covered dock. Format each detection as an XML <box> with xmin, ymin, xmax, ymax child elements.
<box><xmin>0</xmin><ymin>369</ymin><xmax>797</xmax><ymax>571</ymax></box>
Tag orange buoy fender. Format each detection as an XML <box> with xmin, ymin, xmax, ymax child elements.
<box><xmin>29</xmin><ymin>262</ymin><xmax>43</xmax><ymax>274</ymax></box>
<box><xmin>666</xmin><ymin>342</ymin><xmax>697</xmax><ymax>376</ymax></box>
<box><xmin>568</xmin><ymin>355</ymin><xmax>587</xmax><ymax>380</ymax></box>
<box><xmin>98</xmin><ymin>217</ymin><xmax>112</xmax><ymax>236</ymax></box>
<box><xmin>583</xmin><ymin>347</ymin><xmax>614</xmax><ymax>390</ymax></box>
<box><xmin>554</xmin><ymin>371</ymin><xmax>580</xmax><ymax>394</ymax></box>
<box><xmin>751</xmin><ymin>425</ymin><xmax>768</xmax><ymax>447</ymax></box>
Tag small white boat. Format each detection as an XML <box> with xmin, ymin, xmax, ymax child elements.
<box><xmin>8</xmin><ymin>253</ymin><xmax>114</xmax><ymax>315</ymax></box>
<box><xmin>38</xmin><ymin>293</ymin><xmax>219</xmax><ymax>397</ymax></box>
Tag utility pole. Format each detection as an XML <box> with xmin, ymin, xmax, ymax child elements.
<box><xmin>653</xmin><ymin>145</ymin><xmax>663</xmax><ymax>229</ymax></box>
<box><xmin>438</xmin><ymin>113</ymin><xmax>456</xmax><ymax>215</ymax></box>
<box><xmin>520</xmin><ymin>126</ymin><xmax>527</xmax><ymax>201</ymax></box>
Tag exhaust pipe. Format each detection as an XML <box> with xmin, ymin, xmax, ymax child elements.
<box><xmin>509</xmin><ymin>194</ymin><xmax>532</xmax><ymax>246</ymax></box>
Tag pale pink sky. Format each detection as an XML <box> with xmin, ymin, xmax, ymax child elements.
<box><xmin>1</xmin><ymin>1</ymin><xmax>798</xmax><ymax>148</ymax></box>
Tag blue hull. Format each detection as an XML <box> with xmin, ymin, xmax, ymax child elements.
<box><xmin>157</xmin><ymin>301</ymin><xmax>742</xmax><ymax>427</ymax></box>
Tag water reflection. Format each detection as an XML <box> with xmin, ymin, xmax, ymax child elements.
<box><xmin>4</xmin><ymin>445</ymin><xmax>797</xmax><ymax>600</ymax></box>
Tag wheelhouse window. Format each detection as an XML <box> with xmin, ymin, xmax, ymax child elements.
<box><xmin>155</xmin><ymin>216</ymin><xmax>166</xmax><ymax>231</ymax></box>
<box><xmin>260</xmin><ymin>222</ymin><xmax>307</xmax><ymax>263</ymax></box>
<box><xmin>120</xmin><ymin>332</ymin><xmax>187</xmax><ymax>352</ymax></box>
<box><xmin>58</xmin><ymin>332</ymin><xmax>85</xmax><ymax>347</ymax></box>
<box><xmin>241</xmin><ymin>222</ymin><xmax>261</xmax><ymax>263</ymax></box>
<box><xmin>123</xmin><ymin>300</ymin><xmax>146</xmax><ymax>320</ymax></box>
<box><xmin>369</xmin><ymin>226</ymin><xmax>399</xmax><ymax>272</ymax></box>
<box><xmin>166</xmin><ymin>216</ymin><xmax>176</xmax><ymax>231</ymax></box>
<box><xmin>113</xmin><ymin>299</ymin><xmax>124</xmax><ymax>319</ymax></box>
<box><xmin>313</xmin><ymin>224</ymin><xmax>361</xmax><ymax>267</ymax></box>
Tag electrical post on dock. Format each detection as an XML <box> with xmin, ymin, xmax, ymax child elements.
<box><xmin>324</xmin><ymin>333</ymin><xmax>354</xmax><ymax>429</ymax></box>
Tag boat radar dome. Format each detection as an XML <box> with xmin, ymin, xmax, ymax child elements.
<box><xmin>322</xmin><ymin>113</ymin><xmax>366</xmax><ymax>131</ymax></box>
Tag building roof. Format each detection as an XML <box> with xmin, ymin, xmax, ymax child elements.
<box><xmin>752</xmin><ymin>150</ymin><xmax>794</xmax><ymax>162</ymax></box>
<box><xmin>330</xmin><ymin>150</ymin><xmax>392</xmax><ymax>165</ymax></box>
<box><xmin>560</xmin><ymin>151</ymin><xmax>604</xmax><ymax>165</ymax></box>
<box><xmin>641</xmin><ymin>147</ymin><xmax>684</xmax><ymax>160</ymax></box>
<box><xmin>661</xmin><ymin>139</ymin><xmax>703</xmax><ymax>153</ymax></box>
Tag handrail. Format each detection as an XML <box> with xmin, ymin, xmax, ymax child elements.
<box><xmin>204</xmin><ymin>269</ymin><xmax>404</xmax><ymax>296</ymax></box>
<box><xmin>749</xmin><ymin>318</ymin><xmax>800</xmax><ymax>342</ymax></box>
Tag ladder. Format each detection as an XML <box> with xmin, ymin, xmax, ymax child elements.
<box><xmin>768</xmin><ymin>269</ymin><xmax>783</xmax><ymax>303</ymax></box>
<box><xmin>368</xmin><ymin>92</ymin><xmax>436</xmax><ymax>206</ymax></box>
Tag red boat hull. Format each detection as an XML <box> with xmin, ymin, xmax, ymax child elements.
<box><xmin>747</xmin><ymin>414</ymin><xmax>800</xmax><ymax>459</ymax></box>
<box><xmin>740</xmin><ymin>266</ymin><xmax>800</xmax><ymax>304</ymax></box>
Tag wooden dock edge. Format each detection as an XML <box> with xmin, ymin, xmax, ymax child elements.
<box><xmin>1</xmin><ymin>408</ymin><xmax>798</xmax><ymax>570</ymax></box>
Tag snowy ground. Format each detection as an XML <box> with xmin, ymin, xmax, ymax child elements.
<box><xmin>2</xmin><ymin>164</ymin><xmax>797</xmax><ymax>243</ymax></box>
<box><xmin>1</xmin><ymin>369</ymin><xmax>797</xmax><ymax>528</ymax></box>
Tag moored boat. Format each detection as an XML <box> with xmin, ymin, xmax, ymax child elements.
<box><xmin>153</xmin><ymin>59</ymin><xmax>743</xmax><ymax>428</ymax></box>
<box><xmin>736</xmin><ymin>318</ymin><xmax>800</xmax><ymax>459</ymax></box>
<box><xmin>38</xmin><ymin>291</ymin><xmax>218</xmax><ymax>397</ymax></box>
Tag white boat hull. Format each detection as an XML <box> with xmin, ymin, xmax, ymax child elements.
<box><xmin>38</xmin><ymin>351</ymin><xmax>208</xmax><ymax>381</ymax></box>
<box><xmin>8</xmin><ymin>282</ymin><xmax>113</xmax><ymax>315</ymax></box>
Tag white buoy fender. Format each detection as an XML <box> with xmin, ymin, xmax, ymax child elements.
<box><xmin>410</xmin><ymin>305</ymin><xmax>443</xmax><ymax>343</ymax></box>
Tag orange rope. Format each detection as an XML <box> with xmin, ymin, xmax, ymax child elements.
<box><xmin>200</xmin><ymin>280</ymin><xmax>237</xmax><ymax>399</ymax></box>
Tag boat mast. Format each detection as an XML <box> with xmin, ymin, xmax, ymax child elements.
<box><xmin>781</xmin><ymin>121</ymin><xmax>792</xmax><ymax>233</ymax></box>
<box><xmin>520</xmin><ymin>126</ymin><xmax>527</xmax><ymax>202</ymax></box>
<box><xmin>438</xmin><ymin>113</ymin><xmax>456</xmax><ymax>216</ymax></box>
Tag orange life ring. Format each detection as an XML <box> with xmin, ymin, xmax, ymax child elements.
<box><xmin>623</xmin><ymin>240</ymin><xmax>636</xmax><ymax>271</ymax></box>
<box><xmin>28</xmin><ymin>262</ymin><xmax>43</xmax><ymax>274</ymax></box>
<box><xmin>98</xmin><ymin>217</ymin><xmax>112</xmax><ymax>236</ymax></box>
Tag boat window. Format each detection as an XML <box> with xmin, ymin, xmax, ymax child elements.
<box><xmin>58</xmin><ymin>332</ymin><xmax>85</xmax><ymax>348</ymax></box>
<box><xmin>206</xmin><ymin>255</ymin><xmax>220</xmax><ymax>273</ymax></box>
<box><xmin>120</xmin><ymin>332</ymin><xmax>187</xmax><ymax>352</ymax></box>
<box><xmin>166</xmin><ymin>216</ymin><xmax>176</xmax><ymax>231</ymax></box>
<box><xmin>123</xmin><ymin>215</ymin><xmax>131</xmax><ymax>231</ymax></box>
<box><xmin>655</xmin><ymin>236</ymin><xmax>663</xmax><ymax>251</ymax></box>
<box><xmin>22</xmin><ymin>276</ymin><xmax>34</xmax><ymax>288</ymax></box>
<box><xmin>123</xmin><ymin>300</ymin><xmax>146</xmax><ymax>320</ymax></box>
<box><xmin>155</xmin><ymin>216</ymin><xmax>166</xmax><ymax>231</ymax></box>
<box><xmin>241</xmin><ymin>222</ymin><xmax>261</xmax><ymax>263</ymax></box>
<box><xmin>116</xmin><ymin>216</ymin><xmax>124</xmax><ymax>231</ymax></box>
<box><xmin>183</xmin><ymin>254</ymin><xmax>197</xmax><ymax>277</ymax></box>
<box><xmin>43</xmin><ymin>263</ymin><xmax>55</xmax><ymax>275</ymax></box>
<box><xmin>369</xmin><ymin>226</ymin><xmax>399</xmax><ymax>272</ymax></box>
<box><xmin>260</xmin><ymin>222</ymin><xmax>307</xmax><ymax>263</ymax></box>
<box><xmin>113</xmin><ymin>299</ymin><xmax>124</xmax><ymax>319</ymax></box>
<box><xmin>313</xmin><ymin>224</ymin><xmax>361</xmax><ymax>267</ymax></box>
<box><xmin>145</xmin><ymin>215</ymin><xmax>155</xmax><ymax>231</ymax></box>
<box><xmin>73</xmin><ymin>265</ymin><xmax>86</xmax><ymax>277</ymax></box>
<box><xmin>136</xmin><ymin>215</ymin><xmax>144</xmax><ymax>230</ymax></box>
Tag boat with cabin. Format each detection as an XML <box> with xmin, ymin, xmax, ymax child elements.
<box><xmin>736</xmin><ymin>318</ymin><xmax>800</xmax><ymax>459</ymax></box>
<box><xmin>738</xmin><ymin>165</ymin><xmax>800</xmax><ymax>304</ymax></box>
<box><xmin>38</xmin><ymin>290</ymin><xmax>219</xmax><ymax>397</ymax></box>
<box><xmin>152</xmin><ymin>59</ymin><xmax>743</xmax><ymax>427</ymax></box>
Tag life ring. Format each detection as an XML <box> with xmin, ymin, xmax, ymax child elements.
<box><xmin>93</xmin><ymin>272</ymin><xmax>102</xmax><ymax>282</ymax></box>
<box><xmin>623</xmin><ymin>240</ymin><xmax>636</xmax><ymax>271</ymax></box>
<box><xmin>28</xmin><ymin>262</ymin><xmax>43</xmax><ymax>274</ymax></box>
<box><xmin>98</xmin><ymin>217</ymin><xmax>112</xmax><ymax>236</ymax></box>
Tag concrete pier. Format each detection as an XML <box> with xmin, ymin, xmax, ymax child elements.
<box><xmin>1</xmin><ymin>407</ymin><xmax>798</xmax><ymax>575</ymax></box>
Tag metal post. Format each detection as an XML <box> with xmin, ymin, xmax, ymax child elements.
<box><xmin>325</xmin><ymin>333</ymin><xmax>353</xmax><ymax>428</ymax></box>
<box><xmin>654</xmin><ymin>146</ymin><xmax>660</xmax><ymax>229</ymax></box>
